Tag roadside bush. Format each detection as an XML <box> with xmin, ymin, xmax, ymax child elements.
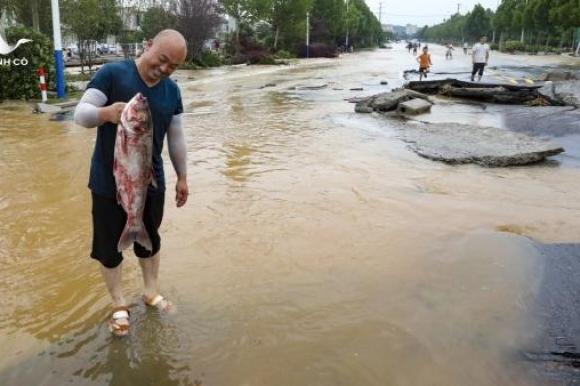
<box><xmin>298</xmin><ymin>42</ymin><xmax>338</xmax><ymax>58</ymax></box>
<box><xmin>273</xmin><ymin>50</ymin><xmax>294</xmax><ymax>59</ymax></box>
<box><xmin>197</xmin><ymin>51</ymin><xmax>223</xmax><ymax>67</ymax></box>
<box><xmin>525</xmin><ymin>44</ymin><xmax>541</xmax><ymax>54</ymax></box>
<box><xmin>180</xmin><ymin>62</ymin><xmax>202</xmax><ymax>70</ymax></box>
<box><xmin>0</xmin><ymin>26</ymin><xmax>54</xmax><ymax>101</ymax></box>
<box><xmin>502</xmin><ymin>40</ymin><xmax>526</xmax><ymax>53</ymax></box>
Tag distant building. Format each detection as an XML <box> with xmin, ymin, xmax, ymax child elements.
<box><xmin>393</xmin><ymin>25</ymin><xmax>406</xmax><ymax>37</ymax></box>
<box><xmin>382</xmin><ymin>24</ymin><xmax>394</xmax><ymax>33</ymax></box>
<box><xmin>216</xmin><ymin>14</ymin><xmax>238</xmax><ymax>41</ymax></box>
<box><xmin>406</xmin><ymin>24</ymin><xmax>418</xmax><ymax>36</ymax></box>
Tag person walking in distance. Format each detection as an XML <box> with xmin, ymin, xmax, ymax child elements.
<box><xmin>417</xmin><ymin>46</ymin><xmax>432</xmax><ymax>81</ymax></box>
<box><xmin>445</xmin><ymin>43</ymin><xmax>454</xmax><ymax>60</ymax></box>
<box><xmin>74</xmin><ymin>29</ymin><xmax>189</xmax><ymax>337</ymax></box>
<box><xmin>471</xmin><ymin>35</ymin><xmax>490</xmax><ymax>82</ymax></box>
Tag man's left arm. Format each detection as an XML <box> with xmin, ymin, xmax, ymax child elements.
<box><xmin>167</xmin><ymin>114</ymin><xmax>188</xmax><ymax>207</ymax></box>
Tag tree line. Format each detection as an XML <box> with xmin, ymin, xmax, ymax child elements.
<box><xmin>418</xmin><ymin>1</ymin><xmax>579</xmax><ymax>52</ymax></box>
<box><xmin>0</xmin><ymin>0</ymin><xmax>386</xmax><ymax>62</ymax></box>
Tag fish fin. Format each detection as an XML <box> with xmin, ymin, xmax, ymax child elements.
<box><xmin>117</xmin><ymin>224</ymin><xmax>137</xmax><ymax>252</ymax></box>
<box><xmin>135</xmin><ymin>223</ymin><xmax>153</xmax><ymax>252</ymax></box>
<box><xmin>150</xmin><ymin>168</ymin><xmax>158</xmax><ymax>189</ymax></box>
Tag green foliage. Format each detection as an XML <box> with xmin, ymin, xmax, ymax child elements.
<box><xmin>422</xmin><ymin>0</ymin><xmax>579</xmax><ymax>51</ymax></box>
<box><xmin>118</xmin><ymin>30</ymin><xmax>145</xmax><ymax>44</ymax></box>
<box><xmin>503</xmin><ymin>40</ymin><xmax>526</xmax><ymax>52</ymax></box>
<box><xmin>140</xmin><ymin>7</ymin><xmax>177</xmax><ymax>39</ymax></box>
<box><xmin>197</xmin><ymin>51</ymin><xmax>223</xmax><ymax>67</ymax></box>
<box><xmin>221</xmin><ymin>0</ymin><xmax>383</xmax><ymax>55</ymax></box>
<box><xmin>494</xmin><ymin>0</ymin><xmax>580</xmax><ymax>48</ymax></box>
<box><xmin>422</xmin><ymin>13</ymin><xmax>466</xmax><ymax>43</ymax></box>
<box><xmin>0</xmin><ymin>0</ymin><xmax>53</xmax><ymax>35</ymax></box>
<box><xmin>65</xmin><ymin>72</ymin><xmax>93</xmax><ymax>82</ymax></box>
<box><xmin>273</xmin><ymin>49</ymin><xmax>294</xmax><ymax>59</ymax></box>
<box><xmin>61</xmin><ymin>0</ymin><xmax>121</xmax><ymax>42</ymax></box>
<box><xmin>463</xmin><ymin>4</ymin><xmax>492</xmax><ymax>41</ymax></box>
<box><xmin>0</xmin><ymin>26</ymin><xmax>53</xmax><ymax>101</ymax></box>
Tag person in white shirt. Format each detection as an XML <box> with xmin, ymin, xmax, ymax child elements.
<box><xmin>471</xmin><ymin>36</ymin><xmax>490</xmax><ymax>82</ymax></box>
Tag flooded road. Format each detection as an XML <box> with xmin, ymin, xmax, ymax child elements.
<box><xmin>1</xmin><ymin>44</ymin><xmax>580</xmax><ymax>385</ymax></box>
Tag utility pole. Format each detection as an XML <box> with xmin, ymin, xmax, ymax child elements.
<box><xmin>345</xmin><ymin>0</ymin><xmax>349</xmax><ymax>50</ymax></box>
<box><xmin>379</xmin><ymin>2</ymin><xmax>382</xmax><ymax>24</ymax></box>
<box><xmin>520</xmin><ymin>0</ymin><xmax>527</xmax><ymax>43</ymax></box>
<box><xmin>50</xmin><ymin>0</ymin><xmax>65</xmax><ymax>99</ymax></box>
<box><xmin>457</xmin><ymin>3</ymin><xmax>461</xmax><ymax>14</ymax></box>
<box><xmin>306</xmin><ymin>11</ymin><xmax>310</xmax><ymax>58</ymax></box>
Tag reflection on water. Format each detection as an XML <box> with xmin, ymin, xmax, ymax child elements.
<box><xmin>1</xmin><ymin>46</ymin><xmax>580</xmax><ymax>386</ymax></box>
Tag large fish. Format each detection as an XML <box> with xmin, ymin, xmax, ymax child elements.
<box><xmin>113</xmin><ymin>93</ymin><xmax>156</xmax><ymax>252</ymax></box>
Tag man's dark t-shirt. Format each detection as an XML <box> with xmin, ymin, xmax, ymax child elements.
<box><xmin>86</xmin><ymin>60</ymin><xmax>183</xmax><ymax>198</ymax></box>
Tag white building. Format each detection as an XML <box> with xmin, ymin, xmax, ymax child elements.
<box><xmin>382</xmin><ymin>24</ymin><xmax>394</xmax><ymax>33</ymax></box>
<box><xmin>405</xmin><ymin>24</ymin><xmax>418</xmax><ymax>36</ymax></box>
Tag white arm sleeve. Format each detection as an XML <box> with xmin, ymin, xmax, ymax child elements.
<box><xmin>74</xmin><ymin>88</ymin><xmax>108</xmax><ymax>128</ymax></box>
<box><xmin>167</xmin><ymin>114</ymin><xmax>187</xmax><ymax>178</ymax></box>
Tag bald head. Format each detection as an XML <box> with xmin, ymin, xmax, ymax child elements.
<box><xmin>136</xmin><ymin>29</ymin><xmax>188</xmax><ymax>85</ymax></box>
<box><xmin>153</xmin><ymin>30</ymin><xmax>186</xmax><ymax>48</ymax></box>
<box><xmin>151</xmin><ymin>29</ymin><xmax>187</xmax><ymax>61</ymax></box>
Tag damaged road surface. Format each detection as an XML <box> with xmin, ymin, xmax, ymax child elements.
<box><xmin>406</xmin><ymin>79</ymin><xmax>565</xmax><ymax>106</ymax></box>
<box><xmin>353</xmin><ymin>85</ymin><xmax>566</xmax><ymax>167</ymax></box>
<box><xmin>400</xmin><ymin>122</ymin><xmax>564</xmax><ymax>167</ymax></box>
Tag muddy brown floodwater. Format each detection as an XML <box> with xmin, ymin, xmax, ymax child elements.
<box><xmin>1</xmin><ymin>45</ymin><xmax>580</xmax><ymax>386</ymax></box>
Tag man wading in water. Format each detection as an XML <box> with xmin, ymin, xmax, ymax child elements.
<box><xmin>471</xmin><ymin>35</ymin><xmax>490</xmax><ymax>82</ymax></box>
<box><xmin>74</xmin><ymin>29</ymin><xmax>189</xmax><ymax>336</ymax></box>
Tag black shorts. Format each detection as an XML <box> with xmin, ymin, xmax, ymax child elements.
<box><xmin>472</xmin><ymin>62</ymin><xmax>486</xmax><ymax>76</ymax></box>
<box><xmin>91</xmin><ymin>191</ymin><xmax>165</xmax><ymax>268</ymax></box>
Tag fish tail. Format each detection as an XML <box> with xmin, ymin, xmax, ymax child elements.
<box><xmin>135</xmin><ymin>222</ymin><xmax>153</xmax><ymax>252</ymax></box>
<box><xmin>117</xmin><ymin>221</ymin><xmax>152</xmax><ymax>252</ymax></box>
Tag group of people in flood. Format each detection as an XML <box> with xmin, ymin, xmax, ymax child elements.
<box><xmin>410</xmin><ymin>36</ymin><xmax>491</xmax><ymax>82</ymax></box>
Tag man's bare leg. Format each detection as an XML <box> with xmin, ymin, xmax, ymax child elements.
<box><xmin>139</xmin><ymin>254</ymin><xmax>172</xmax><ymax>311</ymax></box>
<box><xmin>100</xmin><ymin>263</ymin><xmax>129</xmax><ymax>333</ymax></box>
<box><xmin>139</xmin><ymin>253</ymin><xmax>160</xmax><ymax>299</ymax></box>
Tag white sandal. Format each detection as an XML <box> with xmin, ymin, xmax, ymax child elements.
<box><xmin>143</xmin><ymin>294</ymin><xmax>173</xmax><ymax>313</ymax></box>
<box><xmin>108</xmin><ymin>306</ymin><xmax>130</xmax><ymax>336</ymax></box>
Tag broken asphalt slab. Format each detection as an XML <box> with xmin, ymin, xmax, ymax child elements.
<box><xmin>406</xmin><ymin>78</ymin><xmax>566</xmax><ymax>106</ymax></box>
<box><xmin>399</xmin><ymin>122</ymin><xmax>564</xmax><ymax>167</ymax></box>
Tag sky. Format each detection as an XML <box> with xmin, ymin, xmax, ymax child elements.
<box><xmin>365</xmin><ymin>0</ymin><xmax>501</xmax><ymax>27</ymax></box>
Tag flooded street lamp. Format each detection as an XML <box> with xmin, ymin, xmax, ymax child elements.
<box><xmin>50</xmin><ymin>0</ymin><xmax>65</xmax><ymax>98</ymax></box>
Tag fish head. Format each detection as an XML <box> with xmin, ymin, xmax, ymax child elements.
<box><xmin>121</xmin><ymin>93</ymin><xmax>151</xmax><ymax>134</ymax></box>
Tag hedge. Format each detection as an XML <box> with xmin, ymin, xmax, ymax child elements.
<box><xmin>0</xmin><ymin>26</ymin><xmax>54</xmax><ymax>101</ymax></box>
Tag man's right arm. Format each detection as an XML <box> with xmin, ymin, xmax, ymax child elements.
<box><xmin>74</xmin><ymin>88</ymin><xmax>126</xmax><ymax>128</ymax></box>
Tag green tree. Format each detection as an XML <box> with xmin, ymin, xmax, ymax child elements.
<box><xmin>0</xmin><ymin>0</ymin><xmax>52</xmax><ymax>34</ymax></box>
<box><xmin>140</xmin><ymin>7</ymin><xmax>177</xmax><ymax>39</ymax></box>
<box><xmin>62</xmin><ymin>0</ymin><xmax>122</xmax><ymax>72</ymax></box>
<box><xmin>0</xmin><ymin>26</ymin><xmax>54</xmax><ymax>101</ymax></box>
<box><xmin>463</xmin><ymin>4</ymin><xmax>492</xmax><ymax>41</ymax></box>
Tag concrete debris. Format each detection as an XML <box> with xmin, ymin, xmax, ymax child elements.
<box><xmin>354</xmin><ymin>89</ymin><xmax>431</xmax><ymax>114</ymax></box>
<box><xmin>400</xmin><ymin>122</ymin><xmax>564</xmax><ymax>167</ymax></box>
<box><xmin>406</xmin><ymin>78</ymin><xmax>565</xmax><ymax>106</ymax></box>
<box><xmin>397</xmin><ymin>98</ymin><xmax>432</xmax><ymax>115</ymax></box>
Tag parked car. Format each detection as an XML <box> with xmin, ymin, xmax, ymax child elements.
<box><xmin>108</xmin><ymin>44</ymin><xmax>120</xmax><ymax>55</ymax></box>
<box><xmin>96</xmin><ymin>43</ymin><xmax>109</xmax><ymax>55</ymax></box>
